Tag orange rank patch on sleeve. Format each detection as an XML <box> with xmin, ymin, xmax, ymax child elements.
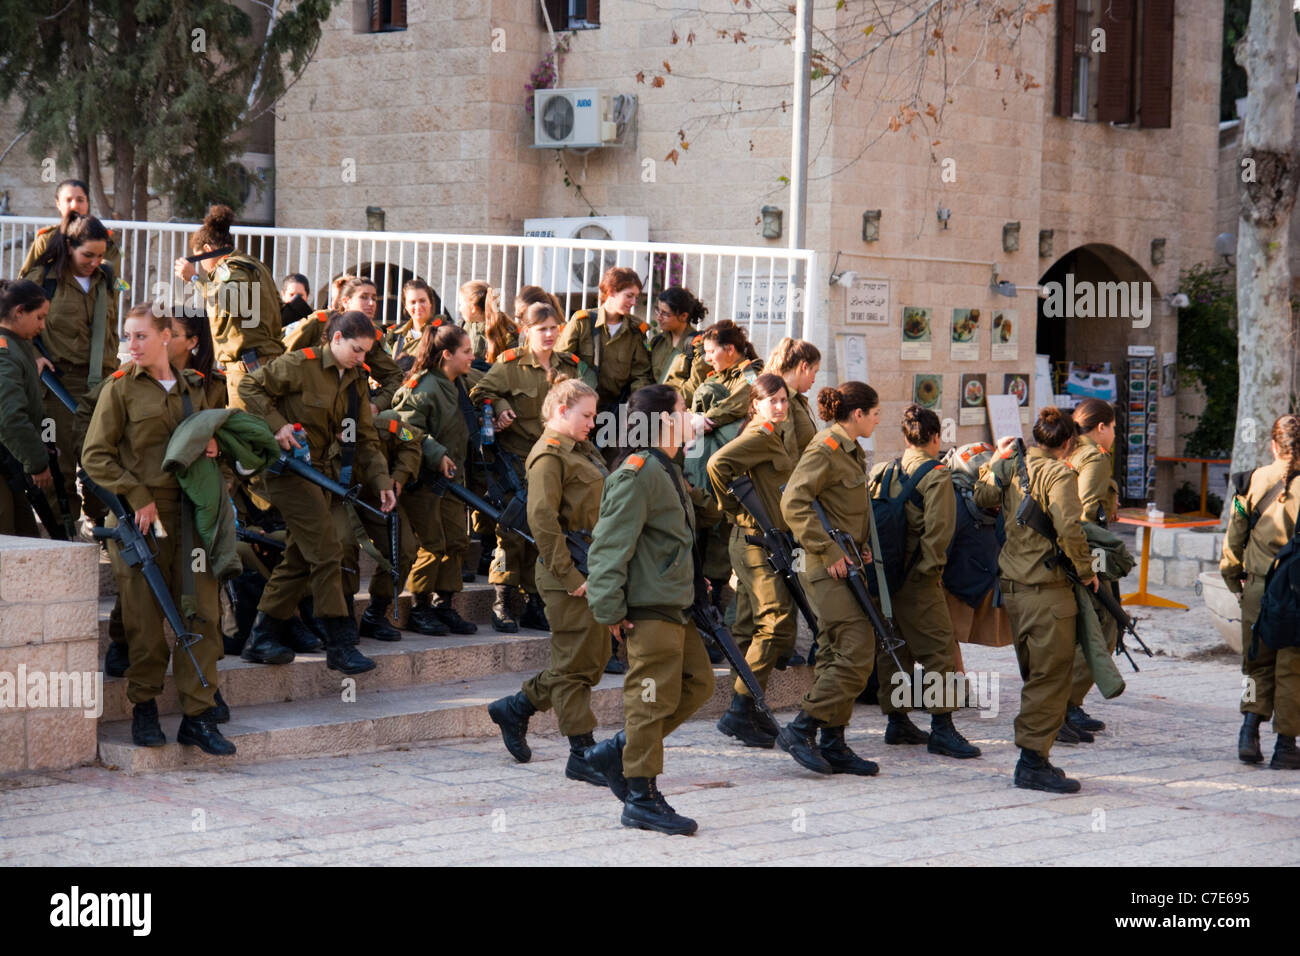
<box><xmin>112</xmin><ymin>368</ymin><xmax>127</xmax><ymax>379</ymax></box>
<box><xmin>502</xmin><ymin>349</ymin><xmax>517</xmax><ymax>361</ymax></box>
<box><xmin>546</xmin><ymin>438</ymin><xmax>561</xmax><ymax>447</ymax></box>
<box><xmin>626</xmin><ymin>454</ymin><xmax>645</xmax><ymax>470</ymax></box>
<box><xmin>823</xmin><ymin>436</ymin><xmax>839</xmax><ymax>450</ymax></box>
<box><xmin>303</xmin><ymin>347</ymin><xmax>317</xmax><ymax>360</ymax></box>
<box><xmin>760</xmin><ymin>421</ymin><xmax>774</xmax><ymax>434</ymax></box>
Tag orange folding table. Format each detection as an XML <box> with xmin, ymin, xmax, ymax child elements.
<box><xmin>1114</xmin><ymin>510</ymin><xmax>1220</xmax><ymax>609</ymax></box>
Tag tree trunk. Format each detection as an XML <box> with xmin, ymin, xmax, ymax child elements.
<box><xmin>1231</xmin><ymin>0</ymin><xmax>1300</xmax><ymax>486</ymax></box>
<box><xmin>133</xmin><ymin>161</ymin><xmax>149</xmax><ymax>222</ymax></box>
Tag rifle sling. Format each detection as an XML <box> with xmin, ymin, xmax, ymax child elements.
<box><xmin>339</xmin><ymin>381</ymin><xmax>361</xmax><ymax>487</ymax></box>
<box><xmin>178</xmin><ymin>390</ymin><xmax>198</xmax><ymax>625</ymax></box>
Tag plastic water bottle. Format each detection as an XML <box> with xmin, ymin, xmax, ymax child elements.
<box><xmin>291</xmin><ymin>423</ymin><xmax>310</xmax><ymax>464</ymax></box>
<box><xmin>481</xmin><ymin>400</ymin><xmax>495</xmax><ymax>446</ymax></box>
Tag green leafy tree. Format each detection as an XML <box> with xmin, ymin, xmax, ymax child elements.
<box><xmin>1176</xmin><ymin>264</ymin><xmax>1239</xmax><ymax>458</ymax></box>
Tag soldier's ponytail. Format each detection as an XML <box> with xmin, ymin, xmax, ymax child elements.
<box><xmin>817</xmin><ymin>381</ymin><xmax>877</xmax><ymax>422</ymax></box>
<box><xmin>37</xmin><ymin>212</ymin><xmax>109</xmax><ymax>277</ymax></box>
<box><xmin>765</xmin><ymin>337</ymin><xmax>821</xmax><ymax>375</ymax></box>
<box><xmin>190</xmin><ymin>204</ymin><xmax>236</xmax><ymax>253</ymax></box>
<box><xmin>1272</xmin><ymin>414</ymin><xmax>1300</xmax><ymax>499</ymax></box>
<box><xmin>412</xmin><ymin>323</ymin><xmax>469</xmax><ymax>376</ymax></box>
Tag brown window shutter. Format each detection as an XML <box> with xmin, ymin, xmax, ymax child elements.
<box><xmin>368</xmin><ymin>0</ymin><xmax>381</xmax><ymax>33</ymax></box>
<box><xmin>391</xmin><ymin>0</ymin><xmax>407</xmax><ymax>29</ymax></box>
<box><xmin>1139</xmin><ymin>0</ymin><xmax>1174</xmax><ymax>128</ymax></box>
<box><xmin>1097</xmin><ymin>0</ymin><xmax>1136</xmax><ymax>123</ymax></box>
<box><xmin>1054</xmin><ymin>0</ymin><xmax>1077</xmax><ymax>118</ymax></box>
<box><xmin>587</xmin><ymin>0</ymin><xmax>600</xmax><ymax>24</ymax></box>
<box><xmin>541</xmin><ymin>0</ymin><xmax>568</xmax><ymax>30</ymax></box>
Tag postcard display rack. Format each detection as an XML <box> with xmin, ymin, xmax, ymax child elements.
<box><xmin>1124</xmin><ymin>352</ymin><xmax>1159</xmax><ymax>501</ymax></box>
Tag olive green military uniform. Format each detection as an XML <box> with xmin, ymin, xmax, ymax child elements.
<box><xmin>557</xmin><ymin>309</ymin><xmax>653</xmax><ymax>412</ymax></box>
<box><xmin>191</xmin><ymin>251</ymin><xmax>284</xmax><ymax>408</ymax></box>
<box><xmin>587</xmin><ymin>450</ymin><xmax>715</xmax><ymax>778</ymax></box>
<box><xmin>21</xmin><ymin>224</ymin><xmax>122</xmax><ymax>278</ymax></box>
<box><xmin>520</xmin><ymin>428</ymin><xmax>610</xmax><ymax>733</ymax></box>
<box><xmin>707</xmin><ymin>419</ymin><xmax>799</xmax><ymax>693</ymax></box>
<box><xmin>355</xmin><ymin>413</ymin><xmax>424</xmax><ymax>603</ymax></box>
<box><xmin>1221</xmin><ymin>459</ymin><xmax>1300</xmax><ymax>735</ymax></box>
<box><xmin>392</xmin><ymin>366</ymin><xmax>475</xmax><ymax>596</ymax></box>
<box><xmin>974</xmin><ymin>447</ymin><xmax>1093</xmax><ymax>756</ymax></box>
<box><xmin>237</xmin><ymin>347</ymin><xmax>393</xmax><ymax>619</ymax></box>
<box><xmin>81</xmin><ymin>363</ymin><xmax>220</xmax><ymax>716</ymax></box>
<box><xmin>469</xmin><ymin>346</ymin><xmax>595</xmax><ymax>591</ymax></box>
<box><xmin>283</xmin><ymin>310</ymin><xmax>405</xmax><ymax>412</ymax></box>
<box><xmin>649</xmin><ymin>326</ymin><xmax>699</xmax><ymax>389</ymax></box>
<box><xmin>1068</xmin><ymin>434</ymin><xmax>1121</xmax><ymax>706</ymax></box>
<box><xmin>0</xmin><ymin>332</ymin><xmax>49</xmax><ymax>537</ymax></box>
<box><xmin>464</xmin><ymin>320</ymin><xmax>518</xmax><ymax>364</ymax></box>
<box><xmin>869</xmin><ymin>447</ymin><xmax>961</xmax><ymax>715</ymax></box>
<box><xmin>781</xmin><ymin>424</ymin><xmax>878</xmax><ymax>727</ymax></box>
<box><xmin>788</xmin><ymin>391</ymin><xmax>818</xmax><ymax>453</ymax></box>
<box><xmin>384</xmin><ymin>315</ymin><xmax>450</xmax><ymax>371</ymax></box>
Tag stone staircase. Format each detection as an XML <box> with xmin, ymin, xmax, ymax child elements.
<box><xmin>95</xmin><ymin>551</ymin><xmax>815</xmax><ymax>773</ymax></box>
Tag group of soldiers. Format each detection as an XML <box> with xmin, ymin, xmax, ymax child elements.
<box><xmin>1</xmin><ymin>184</ymin><xmax>1297</xmax><ymax>837</ymax></box>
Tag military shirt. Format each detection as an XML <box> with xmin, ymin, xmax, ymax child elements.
<box><xmin>556</xmin><ymin>309</ymin><xmax>653</xmax><ymax>406</ymax></box>
<box><xmin>780</xmin><ymin>423</ymin><xmax>872</xmax><ymax>573</ymax></box>
<box><xmin>706</xmin><ymin>418</ymin><xmax>798</xmax><ymax>533</ymax></box>
<box><xmin>372</xmin><ymin>411</ymin><xmax>425</xmax><ymax>490</ymax></box>
<box><xmin>0</xmin><ymin>333</ymin><xmax>49</xmax><ymax>473</ymax></box>
<box><xmin>869</xmin><ymin>446</ymin><xmax>955</xmax><ymax>579</ymax></box>
<box><xmin>586</xmin><ymin>450</ymin><xmax>696</xmax><ymax>625</ymax></box>
<box><xmin>81</xmin><ymin>362</ymin><xmax>208</xmax><ymax>510</ymax></box>
<box><xmin>468</xmin><ymin>347</ymin><xmax>596</xmax><ymax>458</ymax></box>
<box><xmin>391</xmin><ymin>366</ymin><xmax>472</xmax><ymax>478</ymax></box>
<box><xmin>788</xmin><ymin>391</ymin><xmax>818</xmax><ymax>453</ymax></box>
<box><xmin>384</xmin><ymin>316</ymin><xmax>446</xmax><ymax>370</ymax></box>
<box><xmin>21</xmin><ymin>262</ymin><xmax>118</xmax><ymax>378</ymax></box>
<box><xmin>236</xmin><ymin>346</ymin><xmax>392</xmax><ymax>494</ymax></box>
<box><xmin>1220</xmin><ymin>458</ymin><xmax>1300</xmax><ymax>586</ymax></box>
<box><xmin>1069</xmin><ymin>434</ymin><xmax>1119</xmax><ymax>525</ymax></box>
<box><xmin>525</xmin><ymin>427</ymin><xmax>608</xmax><ymax>591</ymax></box>
<box><xmin>284</xmin><ymin>310</ymin><xmax>404</xmax><ymax>410</ymax></box>
<box><xmin>21</xmin><ymin>224</ymin><xmax>122</xmax><ymax>277</ymax></box>
<box><xmin>192</xmin><ymin>252</ymin><xmax>284</xmax><ymax>368</ymax></box>
<box><xmin>649</xmin><ymin>326</ymin><xmax>699</xmax><ymax>388</ymax></box>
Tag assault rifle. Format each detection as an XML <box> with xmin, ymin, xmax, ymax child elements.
<box><xmin>726</xmin><ymin>475</ymin><xmax>819</xmax><ymax>635</ymax></box>
<box><xmin>429</xmin><ymin>474</ymin><xmax>534</xmax><ymax>546</ymax></box>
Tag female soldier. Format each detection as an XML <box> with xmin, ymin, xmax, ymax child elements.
<box><xmin>20</xmin><ymin>179</ymin><xmax>121</xmax><ymax>277</ymax></box>
<box><xmin>386</xmin><ymin>278</ymin><xmax>445</xmax><ymax>371</ymax></box>
<box><xmin>706</xmin><ymin>373</ymin><xmax>798</xmax><ymax>748</ymax></box>
<box><xmin>649</xmin><ymin>287</ymin><xmax>707</xmax><ymax>394</ymax></box>
<box><xmin>869</xmin><ymin>404</ymin><xmax>981</xmax><ymax>759</ymax></box>
<box><xmin>81</xmin><ymin>305</ymin><xmax>232</xmax><ymax>755</ymax></box>
<box><xmin>168</xmin><ymin>307</ymin><xmax>226</xmax><ymax>410</ymax></box>
<box><xmin>281</xmin><ymin>274</ymin><xmax>311</xmax><ymax>306</ymax></box>
<box><xmin>0</xmin><ymin>280</ymin><xmax>52</xmax><ymax>538</ymax></box>
<box><xmin>459</xmin><ymin>280</ymin><xmax>516</xmax><ymax>364</ymax></box>
<box><xmin>1221</xmin><ymin>414</ymin><xmax>1300</xmax><ymax>769</ymax></box>
<box><xmin>584</xmin><ymin>384</ymin><xmax>715</xmax><ymax>835</ymax></box>
<box><xmin>974</xmin><ymin>409</ymin><xmax>1097</xmax><ymax>793</ymax></box>
<box><xmin>765</xmin><ymin>337</ymin><xmax>821</xmax><ymax>452</ymax></box>
<box><xmin>777</xmin><ymin>382</ymin><xmax>884</xmax><ymax>777</ymax></box>
<box><xmin>237</xmin><ymin>310</ymin><xmax>398</xmax><ymax>675</ymax></box>
<box><xmin>470</xmin><ymin>301</ymin><xmax>595</xmax><ymax>632</ymax></box>
<box><xmin>22</xmin><ymin>211</ymin><xmax>117</xmax><ymax>526</ymax></box>
<box><xmin>390</xmin><ymin>324</ymin><xmax>479</xmax><ymax>636</ymax></box>
<box><xmin>173</xmin><ymin>205</ymin><xmax>283</xmax><ymax>408</ymax></box>
<box><xmin>283</xmin><ymin>275</ymin><xmax>405</xmax><ymax>413</ymax></box>
<box><xmin>1063</xmin><ymin>397</ymin><xmax>1121</xmax><ymax>741</ymax></box>
<box><xmin>488</xmin><ymin>379</ymin><xmax>614</xmax><ymax>786</ymax></box>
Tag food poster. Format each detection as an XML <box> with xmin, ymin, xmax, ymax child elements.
<box><xmin>901</xmin><ymin>306</ymin><xmax>933</xmax><ymax>361</ymax></box>
<box><xmin>950</xmin><ymin>308</ymin><xmax>980</xmax><ymax>361</ymax></box>
<box><xmin>958</xmin><ymin>373</ymin><xmax>987</xmax><ymax>425</ymax></box>
<box><xmin>1003</xmin><ymin>372</ymin><xmax>1031</xmax><ymax>424</ymax></box>
<box><xmin>913</xmin><ymin>373</ymin><xmax>943</xmax><ymax>412</ymax></box>
<box><xmin>991</xmin><ymin>309</ymin><xmax>1018</xmax><ymax>361</ymax></box>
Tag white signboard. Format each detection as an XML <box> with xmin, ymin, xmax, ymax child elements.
<box><xmin>846</xmin><ymin>279</ymin><xmax>889</xmax><ymax>325</ymax></box>
<box><xmin>734</xmin><ymin>273</ymin><xmax>803</xmax><ymax>326</ymax></box>
<box><xmin>986</xmin><ymin>394</ymin><xmax>1024</xmax><ymax>443</ymax></box>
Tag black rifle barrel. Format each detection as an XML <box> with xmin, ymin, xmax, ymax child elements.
<box><xmin>430</xmin><ymin>475</ymin><xmax>535</xmax><ymax>546</ymax></box>
<box><xmin>268</xmin><ymin>455</ymin><xmax>387</xmax><ymax>521</ymax></box>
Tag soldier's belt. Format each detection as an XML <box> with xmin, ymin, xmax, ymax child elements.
<box><xmin>999</xmin><ymin>578</ymin><xmax>1070</xmax><ymax>594</ymax></box>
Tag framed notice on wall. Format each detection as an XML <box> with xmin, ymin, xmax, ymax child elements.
<box><xmin>901</xmin><ymin>307</ymin><xmax>933</xmax><ymax>361</ymax></box>
<box><xmin>846</xmin><ymin>279</ymin><xmax>889</xmax><ymax>325</ymax></box>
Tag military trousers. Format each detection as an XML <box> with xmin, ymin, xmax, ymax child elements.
<box><xmin>728</xmin><ymin>527</ymin><xmax>796</xmax><ymax>695</ymax></box>
<box><xmin>108</xmin><ymin>495</ymin><xmax>220</xmax><ymax>716</ymax></box>
<box><xmin>522</xmin><ymin>562</ymin><xmax>608</xmax><ymax>735</ymax></box>
<box><xmin>1240</xmin><ymin>574</ymin><xmax>1300</xmax><ymax>736</ymax></box>
<box><xmin>798</xmin><ymin>567</ymin><xmax>876</xmax><ymax>727</ymax></box>
<box><xmin>407</xmin><ymin>485</ymin><xmax>469</xmax><ymax>595</ymax></box>
<box><xmin>1003</xmin><ymin>579</ymin><xmax>1076</xmax><ymax>756</ymax></box>
<box><xmin>1069</xmin><ymin>583</ymin><xmax>1120</xmax><ymax>707</ymax></box>
<box><xmin>878</xmin><ymin>571</ymin><xmax>959</xmax><ymax>715</ymax></box>
<box><xmin>259</xmin><ymin>473</ymin><xmax>350</xmax><ymax>618</ymax></box>
<box><xmin>621</xmin><ymin>616</ymin><xmax>715</xmax><ymax>778</ymax></box>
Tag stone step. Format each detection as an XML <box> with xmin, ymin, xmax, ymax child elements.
<box><xmin>96</xmin><ymin>663</ymin><xmax>816</xmax><ymax>773</ymax></box>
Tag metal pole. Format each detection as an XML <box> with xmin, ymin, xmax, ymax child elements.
<box><xmin>789</xmin><ymin>0</ymin><xmax>812</xmax><ymax>252</ymax></box>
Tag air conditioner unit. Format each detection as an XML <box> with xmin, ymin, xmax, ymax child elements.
<box><xmin>522</xmin><ymin>216</ymin><xmax>650</xmax><ymax>295</ymax></box>
<box><xmin>533</xmin><ymin>88</ymin><xmax>619</xmax><ymax>149</ymax></box>
<box><xmin>237</xmin><ymin>152</ymin><xmax>275</xmax><ymax>225</ymax></box>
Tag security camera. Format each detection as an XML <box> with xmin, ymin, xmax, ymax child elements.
<box><xmin>1168</xmin><ymin>292</ymin><xmax>1190</xmax><ymax>309</ymax></box>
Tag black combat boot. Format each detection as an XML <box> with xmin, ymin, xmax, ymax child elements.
<box><xmin>1270</xmin><ymin>734</ymin><xmax>1300</xmax><ymax>770</ymax></box>
<box><xmin>716</xmin><ymin>692</ymin><xmax>776</xmax><ymax>748</ymax></box>
<box><xmin>777</xmin><ymin>710</ymin><xmax>833</xmax><ymax>774</ymax></box>
<box><xmin>177</xmin><ymin>710</ymin><xmax>237</xmax><ymax>756</ymax></box>
<box><xmin>360</xmin><ymin>597</ymin><xmax>402</xmax><ymax>641</ymax></box>
<box><xmin>1067</xmin><ymin>704</ymin><xmax>1105</xmax><ymax>733</ymax></box>
<box><xmin>131</xmin><ymin>699</ymin><xmax>166</xmax><ymax>748</ymax></box>
<box><xmin>104</xmin><ymin>640</ymin><xmax>130</xmax><ymax>679</ymax></box>
<box><xmin>407</xmin><ymin>594</ymin><xmax>450</xmax><ymax>636</ymax></box>
<box><xmin>818</xmin><ymin>725</ymin><xmax>879</xmax><ymax>776</ymax></box>
<box><xmin>211</xmin><ymin>689</ymin><xmax>230</xmax><ymax>724</ymax></box>
<box><xmin>284</xmin><ymin>614</ymin><xmax>324</xmax><ymax>653</ymax></box>
<box><xmin>519</xmin><ymin>592</ymin><xmax>550</xmax><ymax>630</ymax></box>
<box><xmin>1014</xmin><ymin>747</ymin><xmax>1080</xmax><ymax>793</ymax></box>
<box><xmin>584</xmin><ymin>730</ymin><xmax>629</xmax><ymax>801</ymax></box>
<box><xmin>322</xmin><ymin>617</ymin><xmax>376</xmax><ymax>675</ymax></box>
<box><xmin>782</xmin><ymin>651</ymin><xmax>806</xmax><ymax>668</ymax></box>
<box><xmin>750</xmin><ymin>699</ymin><xmax>780</xmax><ymax>738</ymax></box>
<box><xmin>884</xmin><ymin>711</ymin><xmax>930</xmax><ymax>745</ymax></box>
<box><xmin>487</xmin><ymin>691</ymin><xmax>536</xmax><ymax>763</ymax></box>
<box><xmin>241</xmin><ymin>612</ymin><xmax>295</xmax><ymax>665</ymax></box>
<box><xmin>433</xmin><ymin>591</ymin><xmax>477</xmax><ymax>634</ymax></box>
<box><xmin>296</xmin><ymin>596</ymin><xmax>328</xmax><ymax>649</ymax></box>
<box><xmin>1238</xmin><ymin>712</ymin><xmax>1264</xmax><ymax>764</ymax></box>
<box><xmin>491</xmin><ymin>585</ymin><xmax>520</xmax><ymax>633</ymax></box>
<box><xmin>564</xmin><ymin>732</ymin><xmax>607</xmax><ymax>785</ymax></box>
<box><xmin>621</xmin><ymin>777</ymin><xmax>698</xmax><ymax>835</ymax></box>
<box><xmin>604</xmin><ymin>634</ymin><xmax>627</xmax><ymax>674</ymax></box>
<box><xmin>1056</xmin><ymin>721</ymin><xmax>1094</xmax><ymax>744</ymax></box>
<box><xmin>928</xmin><ymin>712</ymin><xmax>981</xmax><ymax>758</ymax></box>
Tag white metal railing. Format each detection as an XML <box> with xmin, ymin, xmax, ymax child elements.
<box><xmin>0</xmin><ymin>217</ymin><xmax>819</xmax><ymax>358</ymax></box>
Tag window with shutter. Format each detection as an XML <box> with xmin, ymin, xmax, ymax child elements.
<box><xmin>1055</xmin><ymin>0</ymin><xmax>1077</xmax><ymax>117</ymax></box>
<box><xmin>1139</xmin><ymin>0</ymin><xmax>1174</xmax><ymax>128</ymax></box>
<box><xmin>391</xmin><ymin>0</ymin><xmax>407</xmax><ymax>30</ymax></box>
<box><xmin>1097</xmin><ymin>0</ymin><xmax>1136</xmax><ymax>123</ymax></box>
<box><xmin>368</xmin><ymin>0</ymin><xmax>381</xmax><ymax>32</ymax></box>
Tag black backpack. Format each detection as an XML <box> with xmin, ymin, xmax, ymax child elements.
<box><xmin>943</xmin><ymin>485</ymin><xmax>1005</xmax><ymax>607</ymax></box>
<box><xmin>868</xmin><ymin>458</ymin><xmax>940</xmax><ymax>596</ymax></box>
<box><xmin>1253</xmin><ymin>524</ymin><xmax>1300</xmax><ymax>653</ymax></box>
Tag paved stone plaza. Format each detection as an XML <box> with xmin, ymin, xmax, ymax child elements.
<box><xmin>2</xmin><ymin>585</ymin><xmax>1298</xmax><ymax>866</ymax></box>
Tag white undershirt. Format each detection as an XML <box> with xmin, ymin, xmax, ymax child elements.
<box><xmin>74</xmin><ymin>275</ymin><xmax>91</xmax><ymax>293</ymax></box>
<box><xmin>606</xmin><ymin>320</ymin><xmax>622</xmax><ymax>338</ymax></box>
<box><xmin>159</xmin><ymin>379</ymin><xmax>176</xmax><ymax>392</ymax></box>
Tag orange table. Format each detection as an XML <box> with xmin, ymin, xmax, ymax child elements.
<box><xmin>1114</xmin><ymin>511</ymin><xmax>1220</xmax><ymax>609</ymax></box>
<box><xmin>1154</xmin><ymin>456</ymin><xmax>1231</xmax><ymax>518</ymax></box>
